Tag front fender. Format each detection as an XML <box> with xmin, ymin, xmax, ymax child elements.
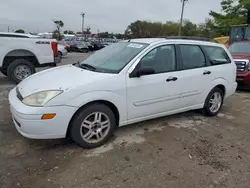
<box><xmin>67</xmin><ymin>91</ymin><xmax>127</xmax><ymax>124</ymax></box>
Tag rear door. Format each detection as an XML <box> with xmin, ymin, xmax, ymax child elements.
<box><xmin>175</xmin><ymin>44</ymin><xmax>212</xmax><ymax>108</ymax></box>
<box><xmin>201</xmin><ymin>45</ymin><xmax>234</xmax><ymax>92</ymax></box>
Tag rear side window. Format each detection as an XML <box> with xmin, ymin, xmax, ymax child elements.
<box><xmin>203</xmin><ymin>46</ymin><xmax>231</xmax><ymax>65</ymax></box>
<box><xmin>180</xmin><ymin>45</ymin><xmax>206</xmax><ymax>70</ymax></box>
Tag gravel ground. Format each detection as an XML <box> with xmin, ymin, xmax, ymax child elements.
<box><xmin>1</xmin><ymin>53</ymin><xmax>250</xmax><ymax>188</ymax></box>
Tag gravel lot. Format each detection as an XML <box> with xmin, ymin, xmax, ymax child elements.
<box><xmin>1</xmin><ymin>53</ymin><xmax>250</xmax><ymax>188</ymax></box>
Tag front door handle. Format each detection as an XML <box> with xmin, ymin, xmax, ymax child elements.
<box><xmin>166</xmin><ymin>76</ymin><xmax>178</xmax><ymax>82</ymax></box>
<box><xmin>203</xmin><ymin>71</ymin><xmax>211</xmax><ymax>75</ymax></box>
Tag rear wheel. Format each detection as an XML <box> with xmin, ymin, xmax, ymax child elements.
<box><xmin>7</xmin><ymin>59</ymin><xmax>36</xmax><ymax>84</ymax></box>
<box><xmin>69</xmin><ymin>103</ymin><xmax>116</xmax><ymax>148</ymax></box>
<box><xmin>202</xmin><ymin>87</ymin><xmax>224</xmax><ymax>116</ymax></box>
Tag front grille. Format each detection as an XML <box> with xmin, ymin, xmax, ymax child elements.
<box><xmin>234</xmin><ymin>60</ymin><xmax>248</xmax><ymax>73</ymax></box>
<box><xmin>16</xmin><ymin>87</ymin><xmax>23</xmax><ymax>101</ymax></box>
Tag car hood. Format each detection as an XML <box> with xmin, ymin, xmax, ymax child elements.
<box><xmin>17</xmin><ymin>65</ymin><xmax>114</xmax><ymax>97</ymax></box>
<box><xmin>232</xmin><ymin>54</ymin><xmax>250</xmax><ymax>60</ymax></box>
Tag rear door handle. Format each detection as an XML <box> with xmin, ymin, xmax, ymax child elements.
<box><xmin>203</xmin><ymin>71</ymin><xmax>211</xmax><ymax>75</ymax></box>
<box><xmin>166</xmin><ymin>76</ymin><xmax>178</xmax><ymax>82</ymax></box>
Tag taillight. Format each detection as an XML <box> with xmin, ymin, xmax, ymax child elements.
<box><xmin>51</xmin><ymin>42</ymin><xmax>58</xmax><ymax>57</ymax></box>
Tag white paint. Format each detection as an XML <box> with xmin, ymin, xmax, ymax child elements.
<box><xmin>8</xmin><ymin>38</ymin><xmax>237</xmax><ymax>146</ymax></box>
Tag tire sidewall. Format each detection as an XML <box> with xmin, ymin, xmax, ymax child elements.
<box><xmin>204</xmin><ymin>87</ymin><xmax>224</xmax><ymax>116</ymax></box>
<box><xmin>70</xmin><ymin>104</ymin><xmax>116</xmax><ymax>148</ymax></box>
<box><xmin>7</xmin><ymin>59</ymin><xmax>36</xmax><ymax>84</ymax></box>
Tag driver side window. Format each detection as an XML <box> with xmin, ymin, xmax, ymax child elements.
<box><xmin>140</xmin><ymin>45</ymin><xmax>176</xmax><ymax>74</ymax></box>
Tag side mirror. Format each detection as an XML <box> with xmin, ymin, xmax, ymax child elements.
<box><xmin>129</xmin><ymin>67</ymin><xmax>155</xmax><ymax>78</ymax></box>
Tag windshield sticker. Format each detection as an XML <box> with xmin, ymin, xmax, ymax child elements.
<box><xmin>127</xmin><ymin>44</ymin><xmax>144</xmax><ymax>48</ymax></box>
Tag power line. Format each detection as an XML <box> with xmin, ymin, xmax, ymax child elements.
<box><xmin>178</xmin><ymin>0</ymin><xmax>188</xmax><ymax>36</ymax></box>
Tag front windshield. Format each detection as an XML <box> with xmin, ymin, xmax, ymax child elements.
<box><xmin>228</xmin><ymin>42</ymin><xmax>250</xmax><ymax>54</ymax></box>
<box><xmin>80</xmin><ymin>42</ymin><xmax>148</xmax><ymax>73</ymax></box>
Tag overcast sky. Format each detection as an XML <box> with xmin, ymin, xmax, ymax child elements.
<box><xmin>0</xmin><ymin>0</ymin><xmax>221</xmax><ymax>34</ymax></box>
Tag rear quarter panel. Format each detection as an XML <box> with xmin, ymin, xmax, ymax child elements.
<box><xmin>0</xmin><ymin>38</ymin><xmax>55</xmax><ymax>66</ymax></box>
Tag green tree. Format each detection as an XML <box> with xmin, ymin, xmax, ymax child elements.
<box><xmin>239</xmin><ymin>0</ymin><xmax>250</xmax><ymax>22</ymax></box>
<box><xmin>209</xmin><ymin>0</ymin><xmax>247</xmax><ymax>36</ymax></box>
<box><xmin>64</xmin><ymin>30</ymin><xmax>74</xmax><ymax>34</ymax></box>
<box><xmin>85</xmin><ymin>27</ymin><xmax>91</xmax><ymax>35</ymax></box>
<box><xmin>125</xmin><ymin>20</ymin><xmax>208</xmax><ymax>38</ymax></box>
<box><xmin>53</xmin><ymin>20</ymin><xmax>64</xmax><ymax>40</ymax></box>
<box><xmin>15</xmin><ymin>29</ymin><xmax>25</xmax><ymax>33</ymax></box>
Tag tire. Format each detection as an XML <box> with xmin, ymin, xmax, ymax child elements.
<box><xmin>7</xmin><ymin>59</ymin><xmax>36</xmax><ymax>84</ymax></box>
<box><xmin>1</xmin><ymin>70</ymin><xmax>7</xmax><ymax>76</ymax></box>
<box><xmin>69</xmin><ymin>103</ymin><xmax>116</xmax><ymax>148</ymax></box>
<box><xmin>202</xmin><ymin>87</ymin><xmax>224</xmax><ymax>116</ymax></box>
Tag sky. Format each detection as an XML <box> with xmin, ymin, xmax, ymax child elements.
<box><xmin>0</xmin><ymin>0</ymin><xmax>222</xmax><ymax>34</ymax></box>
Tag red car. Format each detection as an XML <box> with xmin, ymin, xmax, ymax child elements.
<box><xmin>229</xmin><ymin>41</ymin><xmax>250</xmax><ymax>86</ymax></box>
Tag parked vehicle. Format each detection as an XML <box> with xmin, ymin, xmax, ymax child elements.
<box><xmin>58</xmin><ymin>40</ymin><xmax>71</xmax><ymax>52</ymax></box>
<box><xmin>228</xmin><ymin>41</ymin><xmax>250</xmax><ymax>87</ymax></box>
<box><xmin>214</xmin><ymin>36</ymin><xmax>229</xmax><ymax>47</ymax></box>
<box><xmin>91</xmin><ymin>41</ymin><xmax>105</xmax><ymax>50</ymax></box>
<box><xmin>58</xmin><ymin>44</ymin><xmax>67</xmax><ymax>58</ymax></box>
<box><xmin>86</xmin><ymin>42</ymin><xmax>94</xmax><ymax>51</ymax></box>
<box><xmin>0</xmin><ymin>32</ymin><xmax>60</xmax><ymax>83</ymax></box>
<box><xmin>71</xmin><ymin>41</ymin><xmax>89</xmax><ymax>53</ymax></box>
<box><xmin>229</xmin><ymin>24</ymin><xmax>250</xmax><ymax>45</ymax></box>
<box><xmin>9</xmin><ymin>38</ymin><xmax>237</xmax><ymax>148</ymax></box>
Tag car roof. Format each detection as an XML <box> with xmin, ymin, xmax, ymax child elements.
<box><xmin>127</xmin><ymin>38</ymin><xmax>223</xmax><ymax>47</ymax></box>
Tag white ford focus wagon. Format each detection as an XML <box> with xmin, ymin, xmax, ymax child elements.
<box><xmin>9</xmin><ymin>38</ymin><xmax>237</xmax><ymax>148</ymax></box>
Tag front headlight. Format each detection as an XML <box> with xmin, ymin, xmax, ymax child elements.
<box><xmin>22</xmin><ymin>90</ymin><xmax>63</xmax><ymax>106</ymax></box>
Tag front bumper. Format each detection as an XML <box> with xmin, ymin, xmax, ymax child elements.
<box><xmin>237</xmin><ymin>71</ymin><xmax>250</xmax><ymax>85</ymax></box>
<box><xmin>8</xmin><ymin>88</ymin><xmax>77</xmax><ymax>139</ymax></box>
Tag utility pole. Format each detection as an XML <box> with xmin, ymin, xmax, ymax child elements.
<box><xmin>8</xmin><ymin>26</ymin><xmax>9</xmax><ymax>32</ymax></box>
<box><xmin>81</xmin><ymin>12</ymin><xmax>85</xmax><ymax>39</ymax></box>
<box><xmin>179</xmin><ymin>0</ymin><xmax>188</xmax><ymax>36</ymax></box>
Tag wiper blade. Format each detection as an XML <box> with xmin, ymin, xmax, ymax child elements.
<box><xmin>80</xmin><ymin>63</ymin><xmax>96</xmax><ymax>70</ymax></box>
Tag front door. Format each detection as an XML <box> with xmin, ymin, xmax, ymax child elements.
<box><xmin>126</xmin><ymin>44</ymin><xmax>183</xmax><ymax>121</ymax></box>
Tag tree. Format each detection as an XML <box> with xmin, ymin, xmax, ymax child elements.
<box><xmin>64</xmin><ymin>30</ymin><xmax>74</xmax><ymax>34</ymax></box>
<box><xmin>85</xmin><ymin>27</ymin><xmax>91</xmax><ymax>35</ymax></box>
<box><xmin>98</xmin><ymin>32</ymin><xmax>109</xmax><ymax>38</ymax></box>
<box><xmin>239</xmin><ymin>0</ymin><xmax>250</xmax><ymax>22</ymax></box>
<box><xmin>125</xmin><ymin>20</ymin><xmax>208</xmax><ymax>38</ymax></box>
<box><xmin>15</xmin><ymin>29</ymin><xmax>25</xmax><ymax>33</ymax></box>
<box><xmin>209</xmin><ymin>0</ymin><xmax>247</xmax><ymax>36</ymax></box>
<box><xmin>53</xmin><ymin>20</ymin><xmax>64</xmax><ymax>40</ymax></box>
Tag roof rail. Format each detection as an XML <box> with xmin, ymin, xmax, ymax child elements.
<box><xmin>165</xmin><ymin>36</ymin><xmax>211</xmax><ymax>41</ymax></box>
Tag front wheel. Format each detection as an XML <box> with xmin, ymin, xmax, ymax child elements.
<box><xmin>7</xmin><ymin>59</ymin><xmax>36</xmax><ymax>84</ymax></box>
<box><xmin>69</xmin><ymin>104</ymin><xmax>116</xmax><ymax>148</ymax></box>
<box><xmin>202</xmin><ymin>87</ymin><xmax>224</xmax><ymax>116</ymax></box>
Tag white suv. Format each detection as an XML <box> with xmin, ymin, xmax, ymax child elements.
<box><xmin>8</xmin><ymin>38</ymin><xmax>237</xmax><ymax>148</ymax></box>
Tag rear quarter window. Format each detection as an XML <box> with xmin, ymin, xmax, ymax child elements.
<box><xmin>202</xmin><ymin>46</ymin><xmax>231</xmax><ymax>65</ymax></box>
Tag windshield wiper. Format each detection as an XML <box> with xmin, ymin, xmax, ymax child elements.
<box><xmin>80</xmin><ymin>63</ymin><xmax>96</xmax><ymax>71</ymax></box>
